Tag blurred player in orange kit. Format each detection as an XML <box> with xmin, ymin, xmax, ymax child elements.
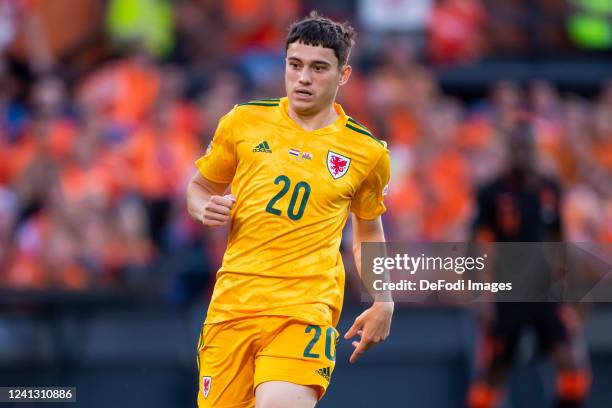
<box><xmin>467</xmin><ymin>122</ymin><xmax>591</xmax><ymax>408</ymax></box>
<box><xmin>186</xmin><ymin>11</ymin><xmax>393</xmax><ymax>408</ymax></box>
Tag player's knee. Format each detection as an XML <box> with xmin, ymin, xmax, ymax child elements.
<box><xmin>556</xmin><ymin>369</ymin><xmax>592</xmax><ymax>402</ymax></box>
<box><xmin>255</xmin><ymin>382</ymin><xmax>318</xmax><ymax>408</ymax></box>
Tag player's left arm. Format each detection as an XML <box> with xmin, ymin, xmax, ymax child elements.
<box><xmin>344</xmin><ymin>214</ymin><xmax>394</xmax><ymax>364</ymax></box>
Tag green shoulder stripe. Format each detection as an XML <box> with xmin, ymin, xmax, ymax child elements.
<box><xmin>238</xmin><ymin>101</ymin><xmax>279</xmax><ymax>107</ymax></box>
<box><xmin>347</xmin><ymin>117</ymin><xmax>372</xmax><ymax>133</ymax></box>
<box><xmin>346</xmin><ymin>123</ymin><xmax>384</xmax><ymax>146</ymax></box>
<box><xmin>238</xmin><ymin>97</ymin><xmax>280</xmax><ymax>107</ymax></box>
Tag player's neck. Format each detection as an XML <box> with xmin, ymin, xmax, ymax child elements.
<box><xmin>287</xmin><ymin>103</ymin><xmax>338</xmax><ymax>131</ymax></box>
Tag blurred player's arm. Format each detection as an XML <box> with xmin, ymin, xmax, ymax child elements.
<box><xmin>472</xmin><ymin>185</ymin><xmax>495</xmax><ymax>242</ymax></box>
<box><xmin>470</xmin><ymin>185</ymin><xmax>497</xmax><ymax>316</ymax></box>
<box><xmin>187</xmin><ymin>172</ymin><xmax>235</xmax><ymax>227</ymax></box>
<box><xmin>344</xmin><ymin>214</ymin><xmax>393</xmax><ymax>364</ymax></box>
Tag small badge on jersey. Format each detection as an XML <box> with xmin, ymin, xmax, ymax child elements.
<box><xmin>288</xmin><ymin>148</ymin><xmax>313</xmax><ymax>161</ymax></box>
<box><xmin>202</xmin><ymin>376</ymin><xmax>212</xmax><ymax>399</ymax></box>
<box><xmin>327</xmin><ymin>151</ymin><xmax>351</xmax><ymax>179</ymax></box>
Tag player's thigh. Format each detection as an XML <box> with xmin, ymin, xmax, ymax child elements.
<box><xmin>255</xmin><ymin>381</ymin><xmax>317</xmax><ymax>408</ymax></box>
<box><xmin>197</xmin><ymin>320</ymin><xmax>259</xmax><ymax>408</ymax></box>
<box><xmin>255</xmin><ymin>319</ymin><xmax>338</xmax><ymax>401</ymax></box>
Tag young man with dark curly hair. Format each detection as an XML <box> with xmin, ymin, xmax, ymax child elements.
<box><xmin>187</xmin><ymin>12</ymin><xmax>393</xmax><ymax>408</ymax></box>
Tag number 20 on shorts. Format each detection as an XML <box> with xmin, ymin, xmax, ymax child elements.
<box><xmin>303</xmin><ymin>325</ymin><xmax>337</xmax><ymax>361</ymax></box>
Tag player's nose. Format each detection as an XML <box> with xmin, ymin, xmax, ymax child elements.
<box><xmin>298</xmin><ymin>70</ymin><xmax>312</xmax><ymax>85</ymax></box>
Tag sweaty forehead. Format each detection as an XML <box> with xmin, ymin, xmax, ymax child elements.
<box><xmin>286</xmin><ymin>42</ymin><xmax>337</xmax><ymax>65</ymax></box>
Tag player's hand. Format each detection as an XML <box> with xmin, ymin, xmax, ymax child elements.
<box><xmin>200</xmin><ymin>194</ymin><xmax>236</xmax><ymax>226</ymax></box>
<box><xmin>344</xmin><ymin>301</ymin><xmax>393</xmax><ymax>364</ymax></box>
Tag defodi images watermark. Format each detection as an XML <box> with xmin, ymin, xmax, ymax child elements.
<box><xmin>360</xmin><ymin>242</ymin><xmax>611</xmax><ymax>303</ymax></box>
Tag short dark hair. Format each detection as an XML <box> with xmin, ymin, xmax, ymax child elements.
<box><xmin>285</xmin><ymin>11</ymin><xmax>356</xmax><ymax>67</ymax></box>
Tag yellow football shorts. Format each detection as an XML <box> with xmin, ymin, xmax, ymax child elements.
<box><xmin>196</xmin><ymin>316</ymin><xmax>339</xmax><ymax>408</ymax></box>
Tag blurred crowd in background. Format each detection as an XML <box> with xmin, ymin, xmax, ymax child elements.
<box><xmin>0</xmin><ymin>0</ymin><xmax>610</xmax><ymax>297</ymax></box>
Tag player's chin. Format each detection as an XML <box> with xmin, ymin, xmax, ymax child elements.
<box><xmin>289</xmin><ymin>96</ymin><xmax>317</xmax><ymax>114</ymax></box>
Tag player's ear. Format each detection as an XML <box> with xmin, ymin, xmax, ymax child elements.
<box><xmin>339</xmin><ymin>64</ymin><xmax>352</xmax><ymax>87</ymax></box>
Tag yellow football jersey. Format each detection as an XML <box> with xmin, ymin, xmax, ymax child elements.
<box><xmin>195</xmin><ymin>97</ymin><xmax>390</xmax><ymax>327</ymax></box>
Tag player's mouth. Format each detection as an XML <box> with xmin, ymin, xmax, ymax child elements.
<box><xmin>294</xmin><ymin>88</ymin><xmax>314</xmax><ymax>100</ymax></box>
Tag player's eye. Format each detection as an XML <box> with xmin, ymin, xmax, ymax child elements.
<box><xmin>313</xmin><ymin>65</ymin><xmax>326</xmax><ymax>72</ymax></box>
<box><xmin>289</xmin><ymin>62</ymin><xmax>300</xmax><ymax>69</ymax></box>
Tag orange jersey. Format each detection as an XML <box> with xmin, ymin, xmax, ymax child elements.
<box><xmin>195</xmin><ymin>97</ymin><xmax>390</xmax><ymax>326</ymax></box>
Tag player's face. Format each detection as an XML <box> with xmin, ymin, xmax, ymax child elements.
<box><xmin>285</xmin><ymin>41</ymin><xmax>351</xmax><ymax>116</ymax></box>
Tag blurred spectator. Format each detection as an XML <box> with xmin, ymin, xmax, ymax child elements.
<box><xmin>0</xmin><ymin>187</ymin><xmax>18</xmax><ymax>280</ymax></box>
<box><xmin>533</xmin><ymin>0</ymin><xmax>571</xmax><ymax>53</ymax></box>
<box><xmin>484</xmin><ymin>80</ymin><xmax>524</xmax><ymax>133</ymax></box>
<box><xmin>0</xmin><ymin>62</ymin><xmax>28</xmax><ymax>148</ymax></box>
<box><xmin>77</xmin><ymin>43</ymin><xmax>160</xmax><ymax>140</ymax></box>
<box><xmin>127</xmin><ymin>98</ymin><xmax>199</xmax><ymax>250</ymax></box>
<box><xmin>427</xmin><ymin>0</ymin><xmax>486</xmax><ymax>64</ymax></box>
<box><xmin>529</xmin><ymin>80</ymin><xmax>569</xmax><ymax>179</ymax></box>
<box><xmin>172</xmin><ymin>0</ymin><xmax>227</xmax><ymax>88</ymax></box>
<box><xmin>223</xmin><ymin>0</ymin><xmax>299</xmax><ymax>53</ymax></box>
<box><xmin>0</xmin><ymin>0</ymin><xmax>24</xmax><ymax>55</ymax></box>
<box><xmin>484</xmin><ymin>0</ymin><xmax>531</xmax><ymax>57</ymax></box>
<box><xmin>10</xmin><ymin>76</ymin><xmax>75</xmax><ymax>199</ymax></box>
<box><xmin>223</xmin><ymin>0</ymin><xmax>300</xmax><ymax>88</ymax></box>
<box><xmin>198</xmin><ymin>70</ymin><xmax>243</xmax><ymax>140</ymax></box>
<box><xmin>564</xmin><ymin>185</ymin><xmax>608</xmax><ymax>241</ymax></box>
<box><xmin>358</xmin><ymin>0</ymin><xmax>432</xmax><ymax>32</ymax></box>
<box><xmin>1</xmin><ymin>0</ymin><xmax>53</xmax><ymax>73</ymax></box>
<box><xmin>591</xmin><ymin>102</ymin><xmax>612</xmax><ymax>171</ymax></box>
<box><xmin>419</xmin><ymin>99</ymin><xmax>472</xmax><ymax>240</ymax></box>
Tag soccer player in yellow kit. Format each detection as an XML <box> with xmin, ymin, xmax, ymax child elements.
<box><xmin>187</xmin><ymin>12</ymin><xmax>393</xmax><ymax>408</ymax></box>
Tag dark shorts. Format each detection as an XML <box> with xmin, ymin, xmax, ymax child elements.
<box><xmin>488</xmin><ymin>302</ymin><xmax>568</xmax><ymax>365</ymax></box>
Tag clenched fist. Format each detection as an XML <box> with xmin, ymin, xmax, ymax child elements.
<box><xmin>200</xmin><ymin>194</ymin><xmax>236</xmax><ymax>226</ymax></box>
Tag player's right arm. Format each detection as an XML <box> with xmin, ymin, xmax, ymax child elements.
<box><xmin>187</xmin><ymin>107</ymin><xmax>238</xmax><ymax>227</ymax></box>
<box><xmin>187</xmin><ymin>172</ymin><xmax>235</xmax><ymax>227</ymax></box>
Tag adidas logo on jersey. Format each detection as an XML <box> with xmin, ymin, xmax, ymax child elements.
<box><xmin>253</xmin><ymin>141</ymin><xmax>272</xmax><ymax>153</ymax></box>
<box><xmin>315</xmin><ymin>366</ymin><xmax>332</xmax><ymax>383</ymax></box>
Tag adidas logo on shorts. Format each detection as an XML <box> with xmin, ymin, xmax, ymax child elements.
<box><xmin>315</xmin><ymin>366</ymin><xmax>332</xmax><ymax>383</ymax></box>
